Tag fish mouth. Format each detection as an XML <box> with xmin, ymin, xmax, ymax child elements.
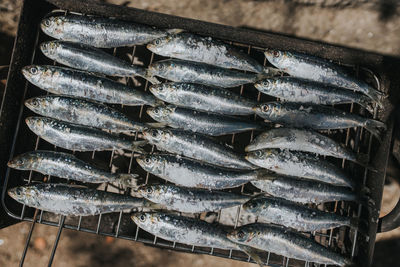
<box><xmin>7</xmin><ymin>160</ymin><xmax>16</xmax><ymax>168</ymax></box>
<box><xmin>146</xmin><ymin>43</ymin><xmax>154</xmax><ymax>49</ymax></box>
<box><xmin>7</xmin><ymin>187</ymin><xmax>19</xmax><ymax>200</ymax></box>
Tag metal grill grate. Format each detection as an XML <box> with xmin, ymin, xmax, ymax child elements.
<box><xmin>0</xmin><ymin>7</ymin><xmax>385</xmax><ymax>267</ymax></box>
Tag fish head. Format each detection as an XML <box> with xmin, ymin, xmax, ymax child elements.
<box><xmin>21</xmin><ymin>65</ymin><xmax>52</xmax><ymax>86</ymax></box>
<box><xmin>246</xmin><ymin>149</ymin><xmax>267</xmax><ymax>162</ymax></box>
<box><xmin>137</xmin><ymin>184</ymin><xmax>165</xmax><ymax>199</ymax></box>
<box><xmin>149</xmin><ymin>83</ymin><xmax>178</xmax><ymax>102</ymax></box>
<box><xmin>146</xmin><ymin>35</ymin><xmax>174</xmax><ymax>53</ymax></box>
<box><xmin>7</xmin><ymin>152</ymin><xmax>37</xmax><ymax>170</ymax></box>
<box><xmin>136</xmin><ymin>154</ymin><xmax>164</xmax><ymax>175</ymax></box>
<box><xmin>40</xmin><ymin>16</ymin><xmax>66</xmax><ymax>39</ymax></box>
<box><xmin>264</xmin><ymin>49</ymin><xmax>291</xmax><ymax>70</ymax></box>
<box><xmin>147</xmin><ymin>60</ymin><xmax>174</xmax><ymax>77</ymax></box>
<box><xmin>141</xmin><ymin>128</ymin><xmax>170</xmax><ymax>144</ymax></box>
<box><xmin>227</xmin><ymin>227</ymin><xmax>255</xmax><ymax>244</ymax></box>
<box><xmin>40</xmin><ymin>41</ymin><xmax>61</xmax><ymax>58</ymax></box>
<box><xmin>25</xmin><ymin>96</ymin><xmax>52</xmax><ymax>114</ymax></box>
<box><xmin>131</xmin><ymin>212</ymin><xmax>160</xmax><ymax>226</ymax></box>
<box><xmin>25</xmin><ymin>116</ymin><xmax>47</xmax><ymax>136</ymax></box>
<box><xmin>7</xmin><ymin>186</ymin><xmax>38</xmax><ymax>205</ymax></box>
<box><xmin>242</xmin><ymin>198</ymin><xmax>264</xmax><ymax>213</ymax></box>
<box><xmin>253</xmin><ymin>102</ymin><xmax>281</xmax><ymax>119</ymax></box>
<box><xmin>254</xmin><ymin>78</ymin><xmax>279</xmax><ymax>93</ymax></box>
<box><xmin>146</xmin><ymin>105</ymin><xmax>174</xmax><ymax>122</ymax></box>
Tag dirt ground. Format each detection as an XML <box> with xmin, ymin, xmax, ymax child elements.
<box><xmin>1</xmin><ymin>0</ymin><xmax>400</xmax><ymax>266</ymax></box>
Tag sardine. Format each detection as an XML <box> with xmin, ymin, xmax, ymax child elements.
<box><xmin>264</xmin><ymin>49</ymin><xmax>384</xmax><ymax>105</ymax></box>
<box><xmin>243</xmin><ymin>196</ymin><xmax>356</xmax><ymax>232</ymax></box>
<box><xmin>227</xmin><ymin>223</ymin><xmax>350</xmax><ymax>266</ymax></box>
<box><xmin>253</xmin><ymin>102</ymin><xmax>386</xmax><ymax>138</ymax></box>
<box><xmin>246</xmin><ymin>149</ymin><xmax>354</xmax><ymax>188</ymax></box>
<box><xmin>40</xmin><ymin>41</ymin><xmax>159</xmax><ymax>83</ymax></box>
<box><xmin>147</xmin><ymin>105</ymin><xmax>266</xmax><ymax>136</ymax></box>
<box><xmin>25</xmin><ymin>116</ymin><xmax>146</xmax><ymax>152</ymax></box>
<box><xmin>136</xmin><ymin>153</ymin><xmax>267</xmax><ymax>189</ymax></box>
<box><xmin>22</xmin><ymin>65</ymin><xmax>158</xmax><ymax>106</ymax></box>
<box><xmin>149</xmin><ymin>82</ymin><xmax>256</xmax><ymax>115</ymax></box>
<box><xmin>141</xmin><ymin>128</ymin><xmax>256</xmax><ymax>169</ymax></box>
<box><xmin>147</xmin><ymin>59</ymin><xmax>267</xmax><ymax>88</ymax></box>
<box><xmin>137</xmin><ymin>184</ymin><xmax>251</xmax><ymax>213</ymax></box>
<box><xmin>41</xmin><ymin>14</ymin><xmax>181</xmax><ymax>48</ymax></box>
<box><xmin>8</xmin><ymin>150</ymin><xmax>137</xmax><ymax>187</ymax></box>
<box><xmin>8</xmin><ymin>183</ymin><xmax>153</xmax><ymax>216</ymax></box>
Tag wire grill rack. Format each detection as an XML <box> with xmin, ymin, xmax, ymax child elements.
<box><xmin>0</xmin><ymin>5</ymin><xmax>386</xmax><ymax>267</ymax></box>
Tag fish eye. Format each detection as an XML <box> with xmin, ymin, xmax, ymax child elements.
<box><xmin>261</xmin><ymin>105</ymin><xmax>269</xmax><ymax>112</ymax></box>
<box><xmin>237</xmin><ymin>231</ymin><xmax>245</xmax><ymax>239</ymax></box>
<box><xmin>30</xmin><ymin>67</ymin><xmax>38</xmax><ymax>75</ymax></box>
<box><xmin>144</xmin><ymin>157</ymin><xmax>152</xmax><ymax>164</ymax></box>
<box><xmin>31</xmin><ymin>99</ymin><xmax>39</xmax><ymax>106</ymax></box>
<box><xmin>146</xmin><ymin>188</ymin><xmax>153</xmax><ymax>194</ymax></box>
<box><xmin>158</xmin><ymin>64</ymin><xmax>164</xmax><ymax>70</ymax></box>
<box><xmin>255</xmin><ymin>150</ymin><xmax>263</xmax><ymax>157</ymax></box>
<box><xmin>139</xmin><ymin>214</ymin><xmax>146</xmax><ymax>222</ymax></box>
<box><xmin>43</xmin><ymin>19</ymin><xmax>51</xmax><ymax>27</ymax></box>
<box><xmin>155</xmin><ymin>39</ymin><xmax>161</xmax><ymax>45</ymax></box>
<box><xmin>17</xmin><ymin>159</ymin><xmax>24</xmax><ymax>165</ymax></box>
<box><xmin>272</xmin><ymin>51</ymin><xmax>281</xmax><ymax>58</ymax></box>
<box><xmin>151</xmin><ymin>130</ymin><xmax>159</xmax><ymax>137</ymax></box>
<box><xmin>158</xmin><ymin>86</ymin><xmax>164</xmax><ymax>91</ymax></box>
<box><xmin>250</xmin><ymin>202</ymin><xmax>258</xmax><ymax>209</ymax></box>
<box><xmin>153</xmin><ymin>108</ymin><xmax>160</xmax><ymax>115</ymax></box>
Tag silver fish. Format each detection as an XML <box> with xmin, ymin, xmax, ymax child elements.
<box><xmin>147</xmin><ymin>59</ymin><xmax>267</xmax><ymax>88</ymax></box>
<box><xmin>8</xmin><ymin>150</ymin><xmax>137</xmax><ymax>187</ymax></box>
<box><xmin>40</xmin><ymin>41</ymin><xmax>159</xmax><ymax>83</ymax></box>
<box><xmin>246</xmin><ymin>149</ymin><xmax>354</xmax><ymax>188</ymax></box>
<box><xmin>264</xmin><ymin>49</ymin><xmax>384</xmax><ymax>105</ymax></box>
<box><xmin>41</xmin><ymin>14</ymin><xmax>182</xmax><ymax>48</ymax></box>
<box><xmin>25</xmin><ymin>116</ymin><xmax>146</xmax><ymax>152</ymax></box>
<box><xmin>141</xmin><ymin>128</ymin><xmax>256</xmax><ymax>170</ymax></box>
<box><xmin>8</xmin><ymin>183</ymin><xmax>153</xmax><ymax>216</ymax></box>
<box><xmin>22</xmin><ymin>65</ymin><xmax>158</xmax><ymax>106</ymax></box>
<box><xmin>137</xmin><ymin>184</ymin><xmax>251</xmax><ymax>213</ymax></box>
<box><xmin>149</xmin><ymin>82</ymin><xmax>256</xmax><ymax>115</ymax></box>
<box><xmin>136</xmin><ymin>153</ymin><xmax>267</xmax><ymax>189</ymax></box>
<box><xmin>147</xmin><ymin>105</ymin><xmax>266</xmax><ymax>136</ymax></box>
<box><xmin>25</xmin><ymin>95</ymin><xmax>146</xmax><ymax>132</ymax></box>
<box><xmin>227</xmin><ymin>223</ymin><xmax>350</xmax><ymax>266</ymax></box>
<box><xmin>254</xmin><ymin>102</ymin><xmax>386</xmax><ymax>138</ymax></box>
<box><xmin>243</xmin><ymin>196</ymin><xmax>356</xmax><ymax>232</ymax></box>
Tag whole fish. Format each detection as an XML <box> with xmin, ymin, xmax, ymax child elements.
<box><xmin>255</xmin><ymin>76</ymin><xmax>373</xmax><ymax>113</ymax></box>
<box><xmin>8</xmin><ymin>150</ymin><xmax>137</xmax><ymax>187</ymax></box>
<box><xmin>22</xmin><ymin>65</ymin><xmax>158</xmax><ymax>106</ymax></box>
<box><xmin>41</xmin><ymin>14</ymin><xmax>182</xmax><ymax>48</ymax></box>
<box><xmin>243</xmin><ymin>196</ymin><xmax>357</xmax><ymax>232</ymax></box>
<box><xmin>246</xmin><ymin>128</ymin><xmax>364</xmax><ymax>163</ymax></box>
<box><xmin>25</xmin><ymin>95</ymin><xmax>147</xmax><ymax>132</ymax></box>
<box><xmin>147</xmin><ymin>59</ymin><xmax>268</xmax><ymax>88</ymax></box>
<box><xmin>25</xmin><ymin>116</ymin><xmax>146</xmax><ymax>152</ymax></box>
<box><xmin>147</xmin><ymin>33</ymin><xmax>267</xmax><ymax>73</ymax></box>
<box><xmin>140</xmin><ymin>128</ymin><xmax>256</xmax><ymax>169</ymax></box>
<box><xmin>253</xmin><ymin>102</ymin><xmax>386</xmax><ymax>138</ymax></box>
<box><xmin>246</xmin><ymin>149</ymin><xmax>354</xmax><ymax>188</ymax></box>
<box><xmin>137</xmin><ymin>184</ymin><xmax>251</xmax><ymax>213</ymax></box>
<box><xmin>149</xmin><ymin>82</ymin><xmax>256</xmax><ymax>115</ymax></box>
<box><xmin>136</xmin><ymin>153</ymin><xmax>268</xmax><ymax>189</ymax></box>
<box><xmin>264</xmin><ymin>49</ymin><xmax>384</xmax><ymax>105</ymax></box>
<box><xmin>8</xmin><ymin>183</ymin><xmax>154</xmax><ymax>216</ymax></box>
<box><xmin>147</xmin><ymin>105</ymin><xmax>266</xmax><ymax>136</ymax></box>
<box><xmin>40</xmin><ymin>41</ymin><xmax>159</xmax><ymax>84</ymax></box>
<box><xmin>227</xmin><ymin>223</ymin><xmax>351</xmax><ymax>266</ymax></box>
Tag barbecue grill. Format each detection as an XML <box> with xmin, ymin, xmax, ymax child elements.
<box><xmin>1</xmin><ymin>0</ymin><xmax>399</xmax><ymax>266</ymax></box>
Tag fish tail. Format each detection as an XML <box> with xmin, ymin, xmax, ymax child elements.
<box><xmin>349</xmin><ymin>217</ymin><xmax>369</xmax><ymax>238</ymax></box>
<box><xmin>365</xmin><ymin>86</ymin><xmax>385</xmax><ymax>108</ymax></box>
<box><xmin>344</xmin><ymin>259</ymin><xmax>357</xmax><ymax>267</ymax></box>
<box><xmin>166</xmin><ymin>28</ymin><xmax>184</xmax><ymax>35</ymax></box>
<box><xmin>254</xmin><ymin>169</ymin><xmax>276</xmax><ymax>180</ymax></box>
<box><xmin>116</xmin><ymin>173</ymin><xmax>139</xmax><ymax>188</ymax></box>
<box><xmin>133</xmin><ymin>67</ymin><xmax>161</xmax><ymax>84</ymax></box>
<box><xmin>131</xmin><ymin>140</ymin><xmax>148</xmax><ymax>154</ymax></box>
<box><xmin>364</xmin><ymin>118</ymin><xmax>386</xmax><ymax>140</ymax></box>
<box><xmin>237</xmin><ymin>245</ymin><xmax>265</xmax><ymax>267</ymax></box>
<box><xmin>261</xmin><ymin>66</ymin><xmax>281</xmax><ymax>76</ymax></box>
<box><xmin>144</xmin><ymin>200</ymin><xmax>165</xmax><ymax>210</ymax></box>
<box><xmin>358</xmin><ymin>95</ymin><xmax>375</xmax><ymax>114</ymax></box>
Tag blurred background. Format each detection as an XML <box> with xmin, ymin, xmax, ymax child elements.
<box><xmin>1</xmin><ymin>0</ymin><xmax>400</xmax><ymax>266</ymax></box>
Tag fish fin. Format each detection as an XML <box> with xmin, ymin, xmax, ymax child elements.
<box><xmin>131</xmin><ymin>140</ymin><xmax>148</xmax><ymax>154</ymax></box>
<box><xmin>364</xmin><ymin>119</ymin><xmax>386</xmax><ymax>140</ymax></box>
<box><xmin>237</xmin><ymin>245</ymin><xmax>265</xmax><ymax>267</ymax></box>
<box><xmin>145</xmin><ymin>122</ymin><xmax>168</xmax><ymax>128</ymax></box>
<box><xmin>116</xmin><ymin>173</ymin><xmax>139</xmax><ymax>188</ymax></box>
<box><xmin>166</xmin><ymin>28</ymin><xmax>184</xmax><ymax>35</ymax></box>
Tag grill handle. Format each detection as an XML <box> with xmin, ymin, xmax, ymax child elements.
<box><xmin>0</xmin><ymin>65</ymin><xmax>9</xmax><ymax>80</ymax></box>
<box><xmin>378</xmin><ymin>197</ymin><xmax>400</xmax><ymax>232</ymax></box>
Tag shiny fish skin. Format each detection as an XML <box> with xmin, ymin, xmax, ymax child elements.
<box><xmin>138</xmin><ymin>184</ymin><xmax>251</xmax><ymax>213</ymax></box>
<box><xmin>148</xmin><ymin>59</ymin><xmax>265</xmax><ymax>88</ymax></box>
<box><xmin>8</xmin><ymin>183</ymin><xmax>150</xmax><ymax>216</ymax></box>
<box><xmin>228</xmin><ymin>223</ymin><xmax>350</xmax><ymax>266</ymax></box>
<box><xmin>147</xmin><ymin>105</ymin><xmax>266</xmax><ymax>136</ymax></box>
<box><xmin>25</xmin><ymin>116</ymin><xmax>145</xmax><ymax>152</ymax></box>
<box><xmin>136</xmin><ymin>153</ymin><xmax>267</xmax><ymax>189</ymax></box>
<box><xmin>149</xmin><ymin>82</ymin><xmax>256</xmax><ymax>115</ymax></box>
<box><xmin>264</xmin><ymin>49</ymin><xmax>384</xmax><ymax>105</ymax></box>
<box><xmin>22</xmin><ymin>65</ymin><xmax>157</xmax><ymax>106</ymax></box>
<box><xmin>246</xmin><ymin>128</ymin><xmax>360</xmax><ymax>163</ymax></box>
<box><xmin>147</xmin><ymin>33</ymin><xmax>264</xmax><ymax>73</ymax></box>
<box><xmin>246</xmin><ymin>149</ymin><xmax>353</xmax><ymax>188</ymax></box>
<box><xmin>254</xmin><ymin>102</ymin><xmax>386</xmax><ymax>138</ymax></box>
<box><xmin>243</xmin><ymin>196</ymin><xmax>354</xmax><ymax>232</ymax></box>
<box><xmin>7</xmin><ymin>150</ymin><xmax>137</xmax><ymax>187</ymax></box>
<box><xmin>41</xmin><ymin>14</ymin><xmax>181</xmax><ymax>48</ymax></box>
<box><xmin>141</xmin><ymin>128</ymin><xmax>256</xmax><ymax>170</ymax></box>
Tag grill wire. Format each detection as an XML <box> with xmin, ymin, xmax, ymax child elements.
<box><xmin>1</xmin><ymin>9</ymin><xmax>382</xmax><ymax>267</ymax></box>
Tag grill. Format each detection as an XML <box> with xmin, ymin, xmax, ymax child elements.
<box><xmin>0</xmin><ymin>0</ymin><xmax>398</xmax><ymax>266</ymax></box>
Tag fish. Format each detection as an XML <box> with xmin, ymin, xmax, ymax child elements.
<box><xmin>147</xmin><ymin>59</ymin><xmax>268</xmax><ymax>88</ymax></box>
<box><xmin>264</xmin><ymin>49</ymin><xmax>384</xmax><ymax>105</ymax></box>
<box><xmin>25</xmin><ymin>95</ymin><xmax>147</xmax><ymax>133</ymax></box>
<box><xmin>141</xmin><ymin>128</ymin><xmax>257</xmax><ymax>169</ymax></box>
<box><xmin>137</xmin><ymin>184</ymin><xmax>251</xmax><ymax>213</ymax></box>
<box><xmin>22</xmin><ymin>65</ymin><xmax>158</xmax><ymax>106</ymax></box>
<box><xmin>242</xmin><ymin>196</ymin><xmax>357</xmax><ymax>232</ymax></box>
<box><xmin>40</xmin><ymin>41</ymin><xmax>159</xmax><ymax>84</ymax></box>
<box><xmin>254</xmin><ymin>76</ymin><xmax>373</xmax><ymax>113</ymax></box>
<box><xmin>136</xmin><ymin>153</ymin><xmax>268</xmax><ymax>189</ymax></box>
<box><xmin>8</xmin><ymin>183</ymin><xmax>154</xmax><ymax>216</ymax></box>
<box><xmin>149</xmin><ymin>82</ymin><xmax>256</xmax><ymax>115</ymax></box>
<box><xmin>25</xmin><ymin>116</ymin><xmax>146</xmax><ymax>152</ymax></box>
<box><xmin>253</xmin><ymin>102</ymin><xmax>386</xmax><ymax>138</ymax></box>
<box><xmin>227</xmin><ymin>223</ymin><xmax>351</xmax><ymax>266</ymax></box>
<box><xmin>41</xmin><ymin>14</ymin><xmax>182</xmax><ymax>48</ymax></box>
<box><xmin>147</xmin><ymin>105</ymin><xmax>267</xmax><ymax>136</ymax></box>
<box><xmin>8</xmin><ymin>150</ymin><xmax>138</xmax><ymax>187</ymax></box>
<box><xmin>246</xmin><ymin>149</ymin><xmax>354</xmax><ymax>188</ymax></box>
